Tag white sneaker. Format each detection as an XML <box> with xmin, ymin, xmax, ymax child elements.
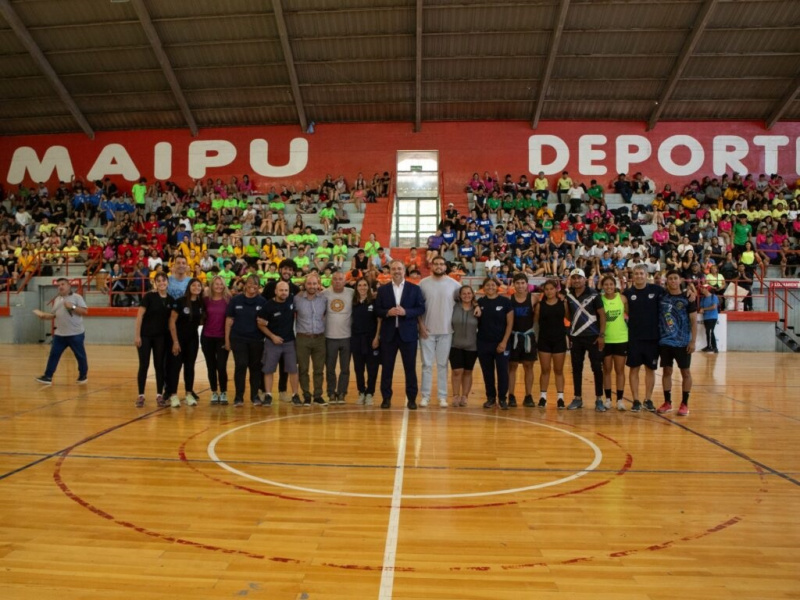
<box><xmin>617</xmin><ymin>399</ymin><xmax>626</xmax><ymax>411</ymax></box>
<box><xmin>169</xmin><ymin>394</ymin><xmax>181</xmax><ymax>408</ymax></box>
<box><xmin>420</xmin><ymin>397</ymin><xmax>430</xmax><ymax>407</ymax></box>
<box><xmin>365</xmin><ymin>393</ymin><xmax>374</xmax><ymax>406</ymax></box>
<box><xmin>219</xmin><ymin>392</ymin><xmax>228</xmax><ymax>405</ymax></box>
<box><xmin>211</xmin><ymin>392</ymin><xmax>220</xmax><ymax>405</ymax></box>
<box><xmin>356</xmin><ymin>393</ymin><xmax>366</xmax><ymax>405</ymax></box>
<box><xmin>185</xmin><ymin>394</ymin><xmax>198</xmax><ymax>407</ymax></box>
<box><xmin>438</xmin><ymin>398</ymin><xmax>448</xmax><ymax>408</ymax></box>
<box><xmin>604</xmin><ymin>398</ymin><xmax>612</xmax><ymax>409</ymax></box>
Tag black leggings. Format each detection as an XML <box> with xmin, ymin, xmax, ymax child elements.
<box><xmin>703</xmin><ymin>319</ymin><xmax>718</xmax><ymax>351</ymax></box>
<box><xmin>165</xmin><ymin>332</ymin><xmax>199</xmax><ymax>396</ymax></box>
<box><xmin>477</xmin><ymin>339</ymin><xmax>510</xmax><ymax>401</ymax></box>
<box><xmin>137</xmin><ymin>334</ymin><xmax>166</xmax><ymax>395</ymax></box>
<box><xmin>201</xmin><ymin>335</ymin><xmax>229</xmax><ymax>393</ymax></box>
<box><xmin>351</xmin><ymin>334</ymin><xmax>379</xmax><ymax>395</ymax></box>
<box><xmin>231</xmin><ymin>338</ymin><xmax>263</xmax><ymax>402</ymax></box>
<box><xmin>569</xmin><ymin>336</ymin><xmax>603</xmax><ymax>398</ymax></box>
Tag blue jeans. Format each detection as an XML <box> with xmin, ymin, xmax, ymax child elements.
<box><xmin>45</xmin><ymin>333</ymin><xmax>88</xmax><ymax>379</ymax></box>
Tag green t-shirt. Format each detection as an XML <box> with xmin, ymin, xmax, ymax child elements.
<box><xmin>487</xmin><ymin>197</ymin><xmax>501</xmax><ymax>210</ymax></box>
<box><xmin>132</xmin><ymin>182</ymin><xmax>147</xmax><ymax>205</ymax></box>
<box><xmin>315</xmin><ymin>246</ymin><xmax>332</xmax><ymax>261</ymax></box>
<box><xmin>211</xmin><ymin>198</ymin><xmax>224</xmax><ymax>211</ymax></box>
<box><xmin>295</xmin><ymin>255</ymin><xmax>310</xmax><ymax>269</ymax></box>
<box><xmin>218</xmin><ymin>269</ymin><xmax>235</xmax><ymax>287</ymax></box>
<box><xmin>286</xmin><ymin>233</ymin><xmax>304</xmax><ymax>245</ymax></box>
<box><xmin>319</xmin><ymin>207</ymin><xmax>336</xmax><ymax>220</ymax></box>
<box><xmin>364</xmin><ymin>241</ymin><xmax>380</xmax><ymax>257</ymax></box>
<box><xmin>587</xmin><ymin>184</ymin><xmax>604</xmax><ymax>200</ymax></box>
<box><xmin>733</xmin><ymin>222</ymin><xmax>752</xmax><ymax>245</ymax></box>
<box><xmin>245</xmin><ymin>245</ymin><xmax>260</xmax><ymax>258</ymax></box>
<box><xmin>332</xmin><ymin>244</ymin><xmax>348</xmax><ymax>258</ymax></box>
<box><xmin>592</xmin><ymin>231</ymin><xmax>609</xmax><ymax>242</ymax></box>
<box><xmin>320</xmin><ymin>274</ymin><xmax>332</xmax><ymax>288</ymax></box>
<box><xmin>302</xmin><ymin>233</ymin><xmax>318</xmax><ymax>246</ymax></box>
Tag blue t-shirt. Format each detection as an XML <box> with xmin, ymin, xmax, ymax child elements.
<box><xmin>459</xmin><ymin>245</ymin><xmax>476</xmax><ymax>258</ymax></box>
<box><xmin>442</xmin><ymin>230</ymin><xmax>456</xmax><ymax>244</ymax></box>
<box><xmin>659</xmin><ymin>291</ymin><xmax>697</xmax><ymax>347</ymax></box>
<box><xmin>226</xmin><ymin>293</ymin><xmax>268</xmax><ymax>342</ymax></box>
<box><xmin>465</xmin><ymin>230</ymin><xmax>480</xmax><ymax>244</ymax></box>
<box><xmin>700</xmin><ymin>294</ymin><xmax>719</xmax><ymax>321</ymax></box>
<box><xmin>533</xmin><ymin>231</ymin><xmax>548</xmax><ymax>245</ymax></box>
<box><xmin>167</xmin><ymin>276</ymin><xmax>190</xmax><ymax>299</ymax></box>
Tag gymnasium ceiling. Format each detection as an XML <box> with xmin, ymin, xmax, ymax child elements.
<box><xmin>1</xmin><ymin>0</ymin><xmax>799</xmax><ymax>138</ymax></box>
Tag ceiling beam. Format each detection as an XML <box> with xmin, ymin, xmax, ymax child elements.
<box><xmin>414</xmin><ymin>0</ymin><xmax>423</xmax><ymax>132</ymax></box>
<box><xmin>0</xmin><ymin>0</ymin><xmax>95</xmax><ymax>139</ymax></box>
<box><xmin>646</xmin><ymin>0</ymin><xmax>719</xmax><ymax>131</ymax></box>
<box><xmin>271</xmin><ymin>0</ymin><xmax>307</xmax><ymax>132</ymax></box>
<box><xmin>129</xmin><ymin>0</ymin><xmax>198</xmax><ymax>137</ymax></box>
<box><xmin>531</xmin><ymin>0</ymin><xmax>570</xmax><ymax>129</ymax></box>
<box><xmin>765</xmin><ymin>75</ymin><xmax>800</xmax><ymax>129</ymax></box>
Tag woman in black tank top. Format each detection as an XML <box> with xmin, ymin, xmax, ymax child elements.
<box><xmin>534</xmin><ymin>279</ymin><xmax>568</xmax><ymax>408</ymax></box>
<box><xmin>508</xmin><ymin>275</ymin><xmax>537</xmax><ymax>407</ymax></box>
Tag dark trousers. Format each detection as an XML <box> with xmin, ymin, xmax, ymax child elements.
<box><xmin>477</xmin><ymin>339</ymin><xmax>510</xmax><ymax>401</ymax></box>
<box><xmin>569</xmin><ymin>336</ymin><xmax>603</xmax><ymax>398</ymax></box>
<box><xmin>380</xmin><ymin>331</ymin><xmax>418</xmax><ymax>403</ymax></box>
<box><xmin>201</xmin><ymin>335</ymin><xmax>229</xmax><ymax>393</ymax></box>
<box><xmin>704</xmin><ymin>319</ymin><xmax>718</xmax><ymax>351</ymax></box>
<box><xmin>137</xmin><ymin>334</ymin><xmax>165</xmax><ymax>395</ymax></box>
<box><xmin>165</xmin><ymin>331</ymin><xmax>199</xmax><ymax>396</ymax></box>
<box><xmin>351</xmin><ymin>334</ymin><xmax>379</xmax><ymax>395</ymax></box>
<box><xmin>231</xmin><ymin>338</ymin><xmax>263</xmax><ymax>402</ymax></box>
<box><xmin>45</xmin><ymin>333</ymin><xmax>88</xmax><ymax>380</ymax></box>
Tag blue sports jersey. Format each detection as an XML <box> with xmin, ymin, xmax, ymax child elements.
<box><xmin>459</xmin><ymin>245</ymin><xmax>476</xmax><ymax>258</ymax></box>
<box><xmin>659</xmin><ymin>292</ymin><xmax>696</xmax><ymax>347</ymax></box>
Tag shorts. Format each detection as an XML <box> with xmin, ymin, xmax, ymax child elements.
<box><xmin>626</xmin><ymin>339</ymin><xmax>659</xmax><ymax>370</ymax></box>
<box><xmin>449</xmin><ymin>347</ymin><xmax>478</xmax><ymax>371</ymax></box>
<box><xmin>659</xmin><ymin>345</ymin><xmax>692</xmax><ymax>369</ymax></box>
<box><xmin>262</xmin><ymin>339</ymin><xmax>298</xmax><ymax>374</ymax></box>
<box><xmin>603</xmin><ymin>342</ymin><xmax>628</xmax><ymax>357</ymax></box>
<box><xmin>509</xmin><ymin>337</ymin><xmax>537</xmax><ymax>362</ymax></box>
<box><xmin>537</xmin><ymin>336</ymin><xmax>567</xmax><ymax>354</ymax></box>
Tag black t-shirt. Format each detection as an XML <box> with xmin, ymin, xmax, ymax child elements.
<box><xmin>477</xmin><ymin>295</ymin><xmax>512</xmax><ymax>343</ymax></box>
<box><xmin>172</xmin><ymin>297</ymin><xmax>204</xmax><ymax>339</ymax></box>
<box><xmin>351</xmin><ymin>301</ymin><xmax>379</xmax><ymax>337</ymax></box>
<box><xmin>263</xmin><ymin>297</ymin><xmax>295</xmax><ymax>342</ymax></box>
<box><xmin>623</xmin><ymin>283</ymin><xmax>665</xmax><ymax>341</ymax></box>
<box><xmin>140</xmin><ymin>291</ymin><xmax>172</xmax><ymax>338</ymax></box>
<box><xmin>226</xmin><ymin>293</ymin><xmax>268</xmax><ymax>342</ymax></box>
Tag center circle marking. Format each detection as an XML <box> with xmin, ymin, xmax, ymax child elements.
<box><xmin>207</xmin><ymin>410</ymin><xmax>603</xmax><ymax>499</ymax></box>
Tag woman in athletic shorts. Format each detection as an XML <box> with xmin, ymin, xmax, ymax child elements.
<box><xmin>449</xmin><ymin>285</ymin><xmax>479</xmax><ymax>407</ymax></box>
<box><xmin>600</xmin><ymin>275</ymin><xmax>629</xmax><ymax>411</ymax></box>
<box><xmin>533</xmin><ymin>279</ymin><xmax>568</xmax><ymax>408</ymax></box>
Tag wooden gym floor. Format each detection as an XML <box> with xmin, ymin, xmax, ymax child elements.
<box><xmin>0</xmin><ymin>344</ymin><xmax>798</xmax><ymax>599</ymax></box>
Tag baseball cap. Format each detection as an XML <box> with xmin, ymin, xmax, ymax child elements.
<box><xmin>569</xmin><ymin>268</ymin><xmax>586</xmax><ymax>278</ymax></box>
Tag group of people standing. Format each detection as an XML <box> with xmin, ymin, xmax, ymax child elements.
<box><xmin>127</xmin><ymin>252</ymin><xmax>698</xmax><ymax>418</ymax></box>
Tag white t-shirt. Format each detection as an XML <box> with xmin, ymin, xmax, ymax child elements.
<box><xmin>419</xmin><ymin>275</ymin><xmax>462</xmax><ymax>335</ymax></box>
<box><xmin>323</xmin><ymin>286</ymin><xmax>354</xmax><ymax>339</ymax></box>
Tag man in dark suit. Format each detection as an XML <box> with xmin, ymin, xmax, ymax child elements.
<box><xmin>375</xmin><ymin>260</ymin><xmax>426</xmax><ymax>409</ymax></box>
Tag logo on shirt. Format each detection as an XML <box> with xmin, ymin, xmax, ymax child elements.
<box><xmin>496</xmin><ymin>306</ymin><xmax>503</xmax><ymax>311</ymax></box>
<box><xmin>183</xmin><ymin>307</ymin><xmax>190</xmax><ymax>314</ymax></box>
<box><xmin>330</xmin><ymin>299</ymin><xmax>345</xmax><ymax>312</ymax></box>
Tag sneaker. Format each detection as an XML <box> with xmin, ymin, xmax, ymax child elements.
<box><xmin>567</xmin><ymin>398</ymin><xmax>583</xmax><ymax>410</ymax></box>
<box><xmin>252</xmin><ymin>397</ymin><xmax>262</xmax><ymax>407</ymax></box>
<box><xmin>604</xmin><ymin>398</ymin><xmax>612</xmax><ymax>409</ymax></box>
<box><xmin>303</xmin><ymin>397</ymin><xmax>311</xmax><ymax>408</ymax></box>
<box><xmin>677</xmin><ymin>402</ymin><xmax>690</xmax><ymax>416</ymax></box>
<box><xmin>657</xmin><ymin>401</ymin><xmax>673</xmax><ymax>414</ymax></box>
<box><xmin>523</xmin><ymin>395</ymin><xmax>535</xmax><ymax>407</ymax></box>
<box><xmin>329</xmin><ymin>394</ymin><xmax>338</xmax><ymax>406</ymax></box>
<box><xmin>508</xmin><ymin>394</ymin><xmax>517</xmax><ymax>408</ymax></box>
<box><xmin>135</xmin><ymin>395</ymin><xmax>145</xmax><ymax>408</ymax></box>
<box><xmin>595</xmin><ymin>399</ymin><xmax>607</xmax><ymax>412</ymax></box>
<box><xmin>420</xmin><ymin>397</ymin><xmax>430</xmax><ymax>408</ymax></box>
<box><xmin>156</xmin><ymin>394</ymin><xmax>167</xmax><ymax>408</ymax></box>
<box><xmin>169</xmin><ymin>395</ymin><xmax>181</xmax><ymax>408</ymax></box>
<box><xmin>219</xmin><ymin>392</ymin><xmax>229</xmax><ymax>405</ymax></box>
<box><xmin>279</xmin><ymin>391</ymin><xmax>290</xmax><ymax>403</ymax></box>
<box><xmin>36</xmin><ymin>375</ymin><xmax>52</xmax><ymax>385</ymax></box>
<box><xmin>537</xmin><ymin>397</ymin><xmax>546</xmax><ymax>408</ymax></box>
<box><xmin>483</xmin><ymin>399</ymin><xmax>496</xmax><ymax>409</ymax></box>
<box><xmin>210</xmin><ymin>392</ymin><xmax>220</xmax><ymax>405</ymax></box>
<box><xmin>364</xmin><ymin>393</ymin><xmax>374</xmax><ymax>406</ymax></box>
<box><xmin>616</xmin><ymin>399</ymin><xmax>626</xmax><ymax>411</ymax></box>
<box><xmin>264</xmin><ymin>393</ymin><xmax>273</xmax><ymax>407</ymax></box>
<box><xmin>234</xmin><ymin>398</ymin><xmax>244</xmax><ymax>408</ymax></box>
<box><xmin>356</xmin><ymin>393</ymin><xmax>366</xmax><ymax>405</ymax></box>
<box><xmin>76</xmin><ymin>376</ymin><xmax>88</xmax><ymax>384</ymax></box>
<box><xmin>498</xmin><ymin>398</ymin><xmax>509</xmax><ymax>410</ymax></box>
<box><xmin>185</xmin><ymin>394</ymin><xmax>198</xmax><ymax>407</ymax></box>
<box><xmin>643</xmin><ymin>400</ymin><xmax>656</xmax><ymax>412</ymax></box>
<box><xmin>337</xmin><ymin>395</ymin><xmax>346</xmax><ymax>405</ymax></box>
<box><xmin>314</xmin><ymin>397</ymin><xmax>328</xmax><ymax>407</ymax></box>
<box><xmin>439</xmin><ymin>398</ymin><xmax>448</xmax><ymax>408</ymax></box>
<box><xmin>291</xmin><ymin>394</ymin><xmax>303</xmax><ymax>406</ymax></box>
<box><xmin>631</xmin><ymin>400</ymin><xmax>642</xmax><ymax>412</ymax></box>
<box><xmin>557</xmin><ymin>399</ymin><xmax>565</xmax><ymax>409</ymax></box>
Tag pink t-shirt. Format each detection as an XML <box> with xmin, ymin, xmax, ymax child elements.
<box><xmin>203</xmin><ymin>297</ymin><xmax>228</xmax><ymax>338</ymax></box>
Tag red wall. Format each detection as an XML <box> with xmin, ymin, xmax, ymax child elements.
<box><xmin>2</xmin><ymin>121</ymin><xmax>799</xmax><ymax>197</ymax></box>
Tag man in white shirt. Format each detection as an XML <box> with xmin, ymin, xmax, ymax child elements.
<box><xmin>34</xmin><ymin>278</ymin><xmax>89</xmax><ymax>384</ymax></box>
<box><xmin>323</xmin><ymin>271</ymin><xmax>354</xmax><ymax>404</ymax></box>
<box><xmin>418</xmin><ymin>256</ymin><xmax>462</xmax><ymax>407</ymax></box>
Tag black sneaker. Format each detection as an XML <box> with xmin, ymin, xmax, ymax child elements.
<box><xmin>76</xmin><ymin>376</ymin><xmax>88</xmax><ymax>384</ymax></box>
<box><xmin>499</xmin><ymin>398</ymin><xmax>509</xmax><ymax>410</ymax></box>
<box><xmin>482</xmin><ymin>399</ymin><xmax>496</xmax><ymax>409</ymax></box>
<box><xmin>536</xmin><ymin>397</ymin><xmax>546</xmax><ymax>408</ymax></box>
<box><xmin>523</xmin><ymin>395</ymin><xmax>535</xmax><ymax>407</ymax></box>
<box><xmin>291</xmin><ymin>394</ymin><xmax>303</xmax><ymax>406</ymax></box>
<box><xmin>631</xmin><ymin>400</ymin><xmax>642</xmax><ymax>412</ymax></box>
<box><xmin>303</xmin><ymin>397</ymin><xmax>312</xmax><ymax>408</ymax></box>
<box><xmin>313</xmin><ymin>397</ymin><xmax>328</xmax><ymax>407</ymax></box>
<box><xmin>36</xmin><ymin>375</ymin><xmax>52</xmax><ymax>385</ymax></box>
<box><xmin>643</xmin><ymin>400</ymin><xmax>656</xmax><ymax>412</ymax></box>
<box><xmin>264</xmin><ymin>393</ymin><xmax>273</xmax><ymax>407</ymax></box>
<box><xmin>557</xmin><ymin>398</ymin><xmax>565</xmax><ymax>409</ymax></box>
<box><xmin>252</xmin><ymin>397</ymin><xmax>262</xmax><ymax>407</ymax></box>
<box><xmin>234</xmin><ymin>398</ymin><xmax>244</xmax><ymax>408</ymax></box>
<box><xmin>508</xmin><ymin>394</ymin><xmax>517</xmax><ymax>408</ymax></box>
